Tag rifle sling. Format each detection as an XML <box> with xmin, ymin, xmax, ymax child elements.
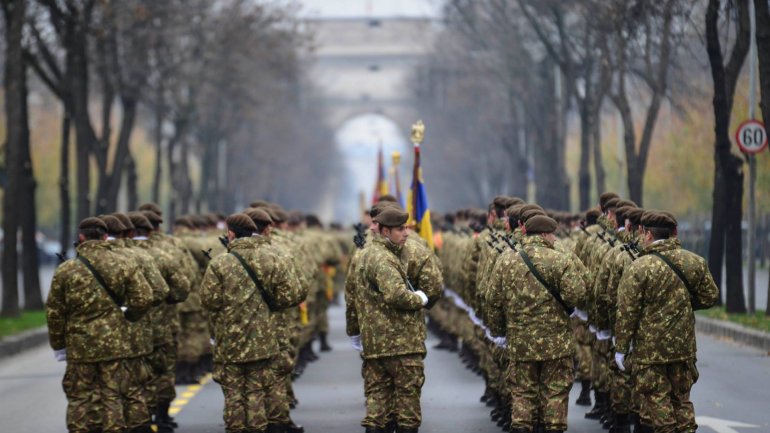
<box><xmin>649</xmin><ymin>252</ymin><xmax>704</xmax><ymax>310</ymax></box>
<box><xmin>77</xmin><ymin>255</ymin><xmax>123</xmax><ymax>308</ymax></box>
<box><xmin>518</xmin><ymin>250</ymin><xmax>573</xmax><ymax>315</ymax></box>
<box><xmin>230</xmin><ymin>251</ymin><xmax>277</xmax><ymax>311</ymax></box>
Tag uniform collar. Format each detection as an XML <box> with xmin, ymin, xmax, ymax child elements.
<box><xmin>641</xmin><ymin>237</ymin><xmax>681</xmax><ymax>255</ymax></box>
<box><xmin>522</xmin><ymin>234</ymin><xmax>553</xmax><ymax>249</ymax></box>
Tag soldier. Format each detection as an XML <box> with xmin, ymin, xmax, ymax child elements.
<box><xmin>485</xmin><ymin>215</ymin><xmax>588</xmax><ymax>433</ymax></box>
<box><xmin>614</xmin><ymin>211</ymin><xmax>718</xmax><ymax>433</ymax></box>
<box><xmin>347</xmin><ymin>207</ymin><xmax>430</xmax><ymax>433</ymax></box>
<box><xmin>46</xmin><ymin>217</ymin><xmax>154</xmax><ymax>433</ymax></box>
<box><xmin>201</xmin><ymin>213</ymin><xmax>304</xmax><ymax>433</ymax></box>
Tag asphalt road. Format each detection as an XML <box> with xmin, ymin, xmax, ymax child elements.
<box><xmin>1</xmin><ymin>302</ymin><xmax>768</xmax><ymax>433</ymax></box>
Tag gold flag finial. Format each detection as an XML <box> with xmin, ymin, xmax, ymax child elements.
<box><xmin>411</xmin><ymin>120</ymin><xmax>425</xmax><ymax>145</ymax></box>
<box><xmin>391</xmin><ymin>151</ymin><xmax>401</xmax><ymax>165</ymax></box>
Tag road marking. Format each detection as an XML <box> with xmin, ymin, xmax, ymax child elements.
<box><xmin>169</xmin><ymin>374</ymin><xmax>212</xmax><ymax>417</ymax></box>
<box><xmin>697</xmin><ymin>416</ymin><xmax>759</xmax><ymax>433</ymax></box>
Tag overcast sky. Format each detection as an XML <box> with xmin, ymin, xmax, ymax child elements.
<box><xmin>297</xmin><ymin>0</ymin><xmax>443</xmax><ymax>19</ymax></box>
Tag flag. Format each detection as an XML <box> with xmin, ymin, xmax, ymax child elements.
<box><xmin>372</xmin><ymin>144</ymin><xmax>389</xmax><ymax>204</ymax></box>
<box><xmin>390</xmin><ymin>151</ymin><xmax>405</xmax><ymax>208</ymax></box>
<box><xmin>407</xmin><ymin>143</ymin><xmax>434</xmax><ymax>250</ymax></box>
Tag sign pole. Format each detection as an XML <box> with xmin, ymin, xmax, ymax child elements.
<box><xmin>747</xmin><ymin>0</ymin><xmax>757</xmax><ymax>314</ymax></box>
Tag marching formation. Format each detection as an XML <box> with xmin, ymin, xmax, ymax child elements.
<box><xmin>46</xmin><ymin>202</ymin><xmax>348</xmax><ymax>433</ymax></box>
<box><xmin>428</xmin><ymin>193</ymin><xmax>719</xmax><ymax>433</ymax></box>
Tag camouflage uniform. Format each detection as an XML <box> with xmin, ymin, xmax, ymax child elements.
<box><xmin>47</xmin><ymin>240</ymin><xmax>153</xmax><ymax>433</ymax></box>
<box><xmin>347</xmin><ymin>236</ymin><xmax>427</xmax><ymax>430</ymax></box>
<box><xmin>201</xmin><ymin>236</ymin><xmax>303</xmax><ymax>433</ymax></box>
<box><xmin>615</xmin><ymin>238</ymin><xmax>718</xmax><ymax>433</ymax></box>
<box><xmin>485</xmin><ymin>235</ymin><xmax>587</xmax><ymax>432</ymax></box>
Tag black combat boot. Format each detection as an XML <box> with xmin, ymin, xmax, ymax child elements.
<box><xmin>285</xmin><ymin>419</ymin><xmax>305</xmax><ymax>433</ymax></box>
<box><xmin>608</xmin><ymin>413</ymin><xmax>631</xmax><ymax>433</ymax></box>
<box><xmin>584</xmin><ymin>391</ymin><xmax>607</xmax><ymax>419</ymax></box>
<box><xmin>319</xmin><ymin>332</ymin><xmax>332</xmax><ymax>352</ymax></box>
<box><xmin>508</xmin><ymin>428</ymin><xmax>531</xmax><ymax>433</ymax></box>
<box><xmin>155</xmin><ymin>401</ymin><xmax>176</xmax><ymax>432</ymax></box>
<box><xmin>575</xmin><ymin>380</ymin><xmax>592</xmax><ymax>406</ymax></box>
<box><xmin>545</xmin><ymin>430</ymin><xmax>564</xmax><ymax>433</ymax></box>
<box><xmin>601</xmin><ymin>407</ymin><xmax>614</xmax><ymax>428</ymax></box>
<box><xmin>128</xmin><ymin>424</ymin><xmax>154</xmax><ymax>433</ymax></box>
<box><xmin>266</xmin><ymin>424</ymin><xmax>287</xmax><ymax>433</ymax></box>
<box><xmin>395</xmin><ymin>427</ymin><xmax>418</xmax><ymax>433</ymax></box>
<box><xmin>533</xmin><ymin>423</ymin><xmax>545</xmax><ymax>433</ymax></box>
<box><xmin>634</xmin><ymin>424</ymin><xmax>654</xmax><ymax>433</ymax></box>
<box><xmin>364</xmin><ymin>427</ymin><xmax>386</xmax><ymax>433</ymax></box>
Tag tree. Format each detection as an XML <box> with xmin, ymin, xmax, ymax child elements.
<box><xmin>705</xmin><ymin>0</ymin><xmax>750</xmax><ymax>313</ymax></box>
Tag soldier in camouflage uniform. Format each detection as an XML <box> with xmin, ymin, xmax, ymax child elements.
<box><xmin>485</xmin><ymin>215</ymin><xmax>588</xmax><ymax>433</ymax></box>
<box><xmin>346</xmin><ymin>207</ymin><xmax>430</xmax><ymax>433</ymax></box>
<box><xmin>201</xmin><ymin>213</ymin><xmax>304</xmax><ymax>433</ymax></box>
<box><xmin>614</xmin><ymin>211</ymin><xmax>718</xmax><ymax>433</ymax></box>
<box><xmin>47</xmin><ymin>217</ymin><xmax>154</xmax><ymax>433</ymax></box>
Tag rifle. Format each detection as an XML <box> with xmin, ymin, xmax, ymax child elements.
<box><xmin>597</xmin><ymin>231</ymin><xmax>616</xmax><ymax>248</ymax></box>
<box><xmin>219</xmin><ymin>235</ymin><xmax>229</xmax><ymax>249</ymax></box>
<box><xmin>56</xmin><ymin>252</ymin><xmax>67</xmax><ymax>264</ymax></box>
<box><xmin>202</xmin><ymin>248</ymin><xmax>213</xmax><ymax>261</ymax></box>
<box><xmin>353</xmin><ymin>223</ymin><xmax>367</xmax><ymax>249</ymax></box>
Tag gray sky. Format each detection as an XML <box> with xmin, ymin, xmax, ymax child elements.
<box><xmin>298</xmin><ymin>0</ymin><xmax>442</xmax><ymax>19</ymax></box>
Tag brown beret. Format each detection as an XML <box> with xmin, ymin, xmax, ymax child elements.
<box><xmin>614</xmin><ymin>206</ymin><xmax>634</xmax><ymax>225</ymax></box>
<box><xmin>525</xmin><ymin>215</ymin><xmax>558</xmax><ymax>234</ymax></box>
<box><xmin>268</xmin><ymin>205</ymin><xmax>288</xmax><ymax>223</ymax></box>
<box><xmin>142</xmin><ymin>210</ymin><xmax>163</xmax><ymax>226</ymax></box>
<box><xmin>249</xmin><ymin>200</ymin><xmax>270</xmax><ymax>208</ymax></box>
<box><xmin>374</xmin><ymin>207</ymin><xmax>409</xmax><ymax>227</ymax></box>
<box><xmin>508</xmin><ymin>197</ymin><xmax>525</xmax><ymax>207</ymax></box>
<box><xmin>625</xmin><ymin>208</ymin><xmax>645</xmax><ymax>226</ymax></box>
<box><xmin>174</xmin><ymin>216</ymin><xmax>196</xmax><ymax>229</ymax></box>
<box><xmin>111</xmin><ymin>212</ymin><xmax>134</xmax><ymax>231</ymax></box>
<box><xmin>79</xmin><ymin>217</ymin><xmax>107</xmax><ymax>232</ymax></box>
<box><xmin>378</xmin><ymin>194</ymin><xmax>398</xmax><ymax>203</ymax></box>
<box><xmin>138</xmin><ymin>202</ymin><xmax>162</xmax><ymax>216</ymax></box>
<box><xmin>599</xmin><ymin>192</ymin><xmax>620</xmax><ymax>209</ymax></box>
<box><xmin>98</xmin><ymin>215</ymin><xmax>127</xmax><ymax>235</ymax></box>
<box><xmin>616</xmin><ymin>199</ymin><xmax>638</xmax><ymax>209</ymax></box>
<box><xmin>243</xmin><ymin>208</ymin><xmax>273</xmax><ymax>226</ymax></box>
<box><xmin>517</xmin><ymin>204</ymin><xmax>544</xmax><ymax>220</ymax></box>
<box><xmin>226</xmin><ymin>213</ymin><xmax>258</xmax><ymax>233</ymax></box>
<box><xmin>585</xmin><ymin>208</ymin><xmax>602</xmax><ymax>225</ymax></box>
<box><xmin>128</xmin><ymin>212</ymin><xmax>153</xmax><ymax>231</ymax></box>
<box><xmin>505</xmin><ymin>203</ymin><xmax>526</xmax><ymax>219</ymax></box>
<box><xmin>370</xmin><ymin>201</ymin><xmax>400</xmax><ymax>218</ymax></box>
<box><xmin>604</xmin><ymin>197</ymin><xmax>621</xmax><ymax>211</ymax></box>
<box><xmin>493</xmin><ymin>196</ymin><xmax>512</xmax><ymax>208</ymax></box>
<box><xmin>520</xmin><ymin>208</ymin><xmax>547</xmax><ymax>223</ymax></box>
<box><xmin>658</xmin><ymin>211</ymin><xmax>678</xmax><ymax>227</ymax></box>
<box><xmin>641</xmin><ymin>211</ymin><xmax>677</xmax><ymax>230</ymax></box>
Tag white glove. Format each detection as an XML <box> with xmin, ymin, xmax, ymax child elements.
<box><xmin>597</xmin><ymin>330</ymin><xmax>612</xmax><ymax>340</ymax></box>
<box><xmin>54</xmin><ymin>349</ymin><xmax>67</xmax><ymax>362</ymax></box>
<box><xmin>350</xmin><ymin>335</ymin><xmax>363</xmax><ymax>352</ymax></box>
<box><xmin>414</xmin><ymin>290</ymin><xmax>429</xmax><ymax>306</ymax></box>
<box><xmin>209</xmin><ymin>338</ymin><xmax>216</xmax><ymax>346</ymax></box>
<box><xmin>612</xmin><ymin>336</ymin><xmax>617</xmax><ymax>346</ymax></box>
<box><xmin>493</xmin><ymin>337</ymin><xmax>507</xmax><ymax>348</ymax></box>
<box><xmin>120</xmin><ymin>306</ymin><xmax>128</xmax><ymax>313</ymax></box>
<box><xmin>570</xmin><ymin>308</ymin><xmax>588</xmax><ymax>322</ymax></box>
<box><xmin>589</xmin><ymin>325</ymin><xmax>598</xmax><ymax>333</ymax></box>
<box><xmin>615</xmin><ymin>352</ymin><xmax>626</xmax><ymax>371</ymax></box>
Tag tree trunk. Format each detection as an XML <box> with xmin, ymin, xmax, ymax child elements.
<box><xmin>592</xmin><ymin>107</ymin><xmax>606</xmax><ymax>201</ymax></box>
<box><xmin>125</xmin><ymin>153</ymin><xmax>139</xmax><ymax>211</ymax></box>
<box><xmin>152</xmin><ymin>92</ymin><xmax>163</xmax><ymax>204</ymax></box>
<box><xmin>1</xmin><ymin>0</ymin><xmax>25</xmax><ymax>317</ymax></box>
<box><xmin>95</xmin><ymin>97</ymin><xmax>138</xmax><ymax>214</ymax></box>
<box><xmin>59</xmin><ymin>114</ymin><xmax>72</xmax><ymax>257</ymax></box>
<box><xmin>578</xmin><ymin>102</ymin><xmax>592</xmax><ymax>210</ymax></box>
<box><xmin>724</xmin><ymin>158</ymin><xmax>746</xmax><ymax>313</ymax></box>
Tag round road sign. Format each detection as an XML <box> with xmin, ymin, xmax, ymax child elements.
<box><xmin>735</xmin><ymin>119</ymin><xmax>767</xmax><ymax>154</ymax></box>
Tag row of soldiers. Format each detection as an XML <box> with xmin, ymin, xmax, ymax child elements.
<box><xmin>429</xmin><ymin>193</ymin><xmax>718</xmax><ymax>433</ymax></box>
<box><xmin>46</xmin><ymin>201</ymin><xmax>348</xmax><ymax>433</ymax></box>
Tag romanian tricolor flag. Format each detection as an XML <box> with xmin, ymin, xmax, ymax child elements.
<box><xmin>372</xmin><ymin>144</ymin><xmax>389</xmax><ymax>204</ymax></box>
<box><xmin>406</xmin><ymin>135</ymin><xmax>434</xmax><ymax>250</ymax></box>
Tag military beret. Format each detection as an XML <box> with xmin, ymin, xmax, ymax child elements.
<box><xmin>378</xmin><ymin>194</ymin><xmax>398</xmax><ymax>203</ymax></box>
<box><xmin>128</xmin><ymin>212</ymin><xmax>153</xmax><ymax>231</ymax></box>
<box><xmin>142</xmin><ymin>210</ymin><xmax>163</xmax><ymax>226</ymax></box>
<box><xmin>520</xmin><ymin>208</ymin><xmax>547</xmax><ymax>223</ymax></box>
<box><xmin>525</xmin><ymin>215</ymin><xmax>558</xmax><ymax>234</ymax></box>
<box><xmin>493</xmin><ymin>196</ymin><xmax>512</xmax><ymax>208</ymax></box>
<box><xmin>243</xmin><ymin>208</ymin><xmax>273</xmax><ymax>226</ymax></box>
<box><xmin>599</xmin><ymin>192</ymin><xmax>620</xmax><ymax>209</ymax></box>
<box><xmin>174</xmin><ymin>216</ymin><xmax>196</xmax><ymax>229</ymax></box>
<box><xmin>614</xmin><ymin>206</ymin><xmax>634</xmax><ymax>225</ymax></box>
<box><xmin>585</xmin><ymin>208</ymin><xmax>602</xmax><ymax>225</ymax></box>
<box><xmin>370</xmin><ymin>201</ymin><xmax>400</xmax><ymax>218</ymax></box>
<box><xmin>616</xmin><ymin>199</ymin><xmax>638</xmax><ymax>209</ymax></box>
<box><xmin>374</xmin><ymin>207</ymin><xmax>409</xmax><ymax>227</ymax></box>
<box><xmin>269</xmin><ymin>205</ymin><xmax>288</xmax><ymax>223</ymax></box>
<box><xmin>517</xmin><ymin>204</ymin><xmax>544</xmax><ymax>220</ymax></box>
<box><xmin>604</xmin><ymin>197</ymin><xmax>621</xmax><ymax>211</ymax></box>
<box><xmin>625</xmin><ymin>208</ymin><xmax>645</xmax><ymax>226</ymax></box>
<box><xmin>505</xmin><ymin>203</ymin><xmax>526</xmax><ymax>219</ymax></box>
<box><xmin>288</xmin><ymin>211</ymin><xmax>304</xmax><ymax>226</ymax></box>
<box><xmin>641</xmin><ymin>211</ymin><xmax>677</xmax><ymax>230</ymax></box>
<box><xmin>98</xmin><ymin>215</ymin><xmax>127</xmax><ymax>235</ymax></box>
<box><xmin>79</xmin><ymin>217</ymin><xmax>108</xmax><ymax>232</ymax></box>
<box><xmin>658</xmin><ymin>211</ymin><xmax>678</xmax><ymax>227</ymax></box>
<box><xmin>250</xmin><ymin>200</ymin><xmax>270</xmax><ymax>208</ymax></box>
<box><xmin>138</xmin><ymin>202</ymin><xmax>163</xmax><ymax>216</ymax></box>
<box><xmin>507</xmin><ymin>197</ymin><xmax>525</xmax><ymax>207</ymax></box>
<box><xmin>111</xmin><ymin>212</ymin><xmax>135</xmax><ymax>231</ymax></box>
<box><xmin>226</xmin><ymin>213</ymin><xmax>257</xmax><ymax>233</ymax></box>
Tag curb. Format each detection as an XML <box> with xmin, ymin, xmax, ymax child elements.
<box><xmin>696</xmin><ymin>315</ymin><xmax>770</xmax><ymax>354</ymax></box>
<box><xmin>0</xmin><ymin>326</ymin><xmax>48</xmax><ymax>360</ymax></box>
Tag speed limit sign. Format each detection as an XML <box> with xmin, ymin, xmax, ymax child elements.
<box><xmin>735</xmin><ymin>119</ymin><xmax>767</xmax><ymax>154</ymax></box>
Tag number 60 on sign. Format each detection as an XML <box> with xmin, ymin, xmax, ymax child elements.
<box><xmin>735</xmin><ymin>119</ymin><xmax>768</xmax><ymax>154</ymax></box>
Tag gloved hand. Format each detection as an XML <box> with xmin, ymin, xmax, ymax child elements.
<box><xmin>210</xmin><ymin>338</ymin><xmax>216</xmax><ymax>346</ymax></box>
<box><xmin>570</xmin><ymin>308</ymin><xmax>588</xmax><ymax>322</ymax></box>
<box><xmin>53</xmin><ymin>349</ymin><xmax>67</xmax><ymax>362</ymax></box>
<box><xmin>597</xmin><ymin>330</ymin><xmax>612</xmax><ymax>340</ymax></box>
<box><xmin>350</xmin><ymin>335</ymin><xmax>363</xmax><ymax>352</ymax></box>
<box><xmin>615</xmin><ymin>352</ymin><xmax>626</xmax><ymax>371</ymax></box>
<box><xmin>589</xmin><ymin>325</ymin><xmax>598</xmax><ymax>333</ymax></box>
<box><xmin>493</xmin><ymin>337</ymin><xmax>507</xmax><ymax>348</ymax></box>
<box><xmin>414</xmin><ymin>290</ymin><xmax>429</xmax><ymax>306</ymax></box>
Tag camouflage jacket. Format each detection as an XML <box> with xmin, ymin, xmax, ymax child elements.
<box><xmin>345</xmin><ymin>232</ymin><xmax>372</xmax><ymax>337</ymax></box>
<box><xmin>591</xmin><ymin>229</ymin><xmax>633</xmax><ymax>330</ymax></box>
<box><xmin>200</xmin><ymin>236</ymin><xmax>303</xmax><ymax>363</ymax></box>
<box><xmin>402</xmin><ymin>235</ymin><xmax>444</xmax><ymax>307</ymax></box>
<box><xmin>267</xmin><ymin>231</ymin><xmax>310</xmax><ymax>347</ymax></box>
<box><xmin>485</xmin><ymin>235</ymin><xmax>588</xmax><ymax>361</ymax></box>
<box><xmin>615</xmin><ymin>238</ymin><xmax>719</xmax><ymax>364</ymax></box>
<box><xmin>459</xmin><ymin>228</ymin><xmax>485</xmax><ymax>306</ymax></box>
<box><xmin>46</xmin><ymin>240</ymin><xmax>153</xmax><ymax>362</ymax></box>
<box><xmin>351</xmin><ymin>236</ymin><xmax>426</xmax><ymax>359</ymax></box>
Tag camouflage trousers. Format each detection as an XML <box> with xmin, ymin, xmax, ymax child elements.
<box><xmin>610</xmin><ymin>358</ymin><xmax>634</xmax><ymax>415</ymax></box>
<box><xmin>266</xmin><ymin>350</ymin><xmax>296</xmax><ymax>424</ymax></box>
<box><xmin>63</xmin><ymin>358</ymin><xmax>151</xmax><ymax>433</ymax></box>
<box><xmin>146</xmin><ymin>342</ymin><xmax>177</xmax><ymax>408</ymax></box>
<box><xmin>177</xmin><ymin>311</ymin><xmax>210</xmax><ymax>363</ymax></box>
<box><xmin>314</xmin><ymin>290</ymin><xmax>330</xmax><ymax>335</ymax></box>
<box><xmin>506</xmin><ymin>356</ymin><xmax>574</xmax><ymax>431</ymax></box>
<box><xmin>213</xmin><ymin>359</ymin><xmax>276</xmax><ymax>433</ymax></box>
<box><xmin>633</xmin><ymin>361</ymin><xmax>699</xmax><ymax>433</ymax></box>
<box><xmin>362</xmin><ymin>354</ymin><xmax>425</xmax><ymax>429</ymax></box>
<box><xmin>591</xmin><ymin>338</ymin><xmax>612</xmax><ymax>392</ymax></box>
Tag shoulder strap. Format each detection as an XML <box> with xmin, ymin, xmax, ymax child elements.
<box><xmin>518</xmin><ymin>250</ymin><xmax>573</xmax><ymax>315</ymax></box>
<box><xmin>649</xmin><ymin>252</ymin><xmax>703</xmax><ymax>309</ymax></box>
<box><xmin>77</xmin><ymin>255</ymin><xmax>123</xmax><ymax>307</ymax></box>
<box><xmin>230</xmin><ymin>251</ymin><xmax>277</xmax><ymax>311</ymax></box>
